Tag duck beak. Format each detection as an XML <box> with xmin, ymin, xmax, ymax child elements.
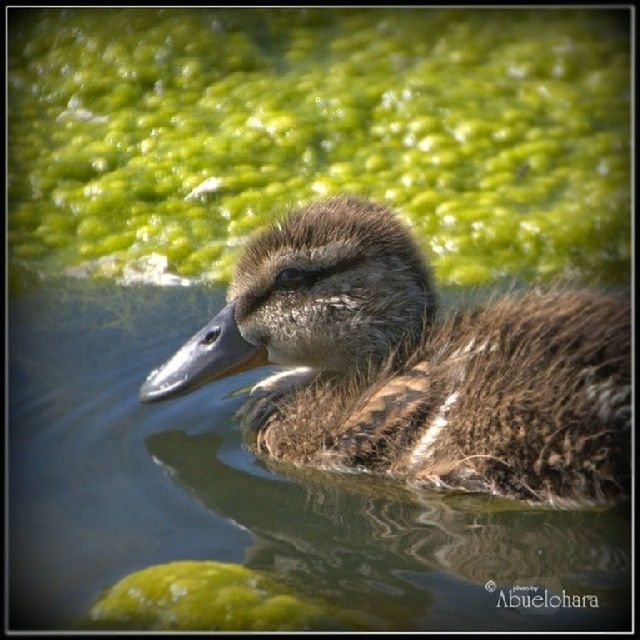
<box><xmin>139</xmin><ymin>300</ymin><xmax>268</xmax><ymax>403</ymax></box>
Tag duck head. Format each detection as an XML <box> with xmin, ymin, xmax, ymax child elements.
<box><xmin>139</xmin><ymin>197</ymin><xmax>436</xmax><ymax>403</ymax></box>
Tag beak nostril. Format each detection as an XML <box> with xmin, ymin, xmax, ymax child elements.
<box><xmin>201</xmin><ymin>327</ymin><xmax>221</xmax><ymax>345</ymax></box>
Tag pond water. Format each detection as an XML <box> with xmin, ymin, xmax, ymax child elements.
<box><xmin>9</xmin><ymin>278</ymin><xmax>631</xmax><ymax>631</ymax></box>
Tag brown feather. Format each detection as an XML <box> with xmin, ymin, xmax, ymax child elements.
<box><xmin>230</xmin><ymin>197</ymin><xmax>630</xmax><ymax>506</ymax></box>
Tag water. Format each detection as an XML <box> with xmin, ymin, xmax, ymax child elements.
<box><xmin>8</xmin><ymin>278</ymin><xmax>631</xmax><ymax>631</ymax></box>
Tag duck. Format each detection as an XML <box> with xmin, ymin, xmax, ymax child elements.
<box><xmin>140</xmin><ymin>196</ymin><xmax>631</xmax><ymax>506</ymax></box>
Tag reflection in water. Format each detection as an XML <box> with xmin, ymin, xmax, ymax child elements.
<box><xmin>146</xmin><ymin>429</ymin><xmax>631</xmax><ymax>631</ymax></box>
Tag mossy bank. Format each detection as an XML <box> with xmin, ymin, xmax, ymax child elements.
<box><xmin>8</xmin><ymin>8</ymin><xmax>630</xmax><ymax>286</ymax></box>
<box><xmin>85</xmin><ymin>560</ymin><xmax>376</xmax><ymax>631</ymax></box>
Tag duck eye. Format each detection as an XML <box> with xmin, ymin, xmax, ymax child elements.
<box><xmin>274</xmin><ymin>268</ymin><xmax>307</xmax><ymax>289</ymax></box>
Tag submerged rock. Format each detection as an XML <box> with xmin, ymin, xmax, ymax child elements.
<box><xmin>86</xmin><ymin>560</ymin><xmax>373</xmax><ymax>631</ymax></box>
<box><xmin>118</xmin><ymin>254</ymin><xmax>193</xmax><ymax>287</ymax></box>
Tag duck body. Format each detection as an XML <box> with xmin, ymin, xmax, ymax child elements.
<box><xmin>249</xmin><ymin>287</ymin><xmax>630</xmax><ymax>506</ymax></box>
<box><xmin>140</xmin><ymin>197</ymin><xmax>630</xmax><ymax>506</ymax></box>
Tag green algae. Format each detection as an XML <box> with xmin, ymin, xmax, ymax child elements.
<box><xmin>85</xmin><ymin>560</ymin><xmax>375</xmax><ymax>631</ymax></box>
<box><xmin>8</xmin><ymin>8</ymin><xmax>630</xmax><ymax>286</ymax></box>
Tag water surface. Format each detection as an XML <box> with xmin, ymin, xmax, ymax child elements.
<box><xmin>8</xmin><ymin>279</ymin><xmax>631</xmax><ymax>630</ymax></box>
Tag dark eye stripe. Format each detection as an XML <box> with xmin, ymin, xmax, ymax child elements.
<box><xmin>236</xmin><ymin>254</ymin><xmax>365</xmax><ymax>321</ymax></box>
<box><xmin>274</xmin><ymin>267</ymin><xmax>329</xmax><ymax>290</ymax></box>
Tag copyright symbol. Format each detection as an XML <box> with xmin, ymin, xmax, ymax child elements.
<box><xmin>485</xmin><ymin>580</ymin><xmax>496</xmax><ymax>593</ymax></box>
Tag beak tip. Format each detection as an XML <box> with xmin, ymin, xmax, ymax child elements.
<box><xmin>138</xmin><ymin>374</ymin><xmax>173</xmax><ymax>404</ymax></box>
<box><xmin>138</xmin><ymin>382</ymin><xmax>157</xmax><ymax>404</ymax></box>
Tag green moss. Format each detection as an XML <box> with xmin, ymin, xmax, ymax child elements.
<box><xmin>8</xmin><ymin>8</ymin><xmax>630</xmax><ymax>285</ymax></box>
<box><xmin>85</xmin><ymin>560</ymin><xmax>374</xmax><ymax>631</ymax></box>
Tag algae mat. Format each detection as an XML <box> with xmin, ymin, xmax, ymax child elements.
<box><xmin>8</xmin><ymin>8</ymin><xmax>630</xmax><ymax>286</ymax></box>
<box><xmin>86</xmin><ymin>560</ymin><xmax>375</xmax><ymax>631</ymax></box>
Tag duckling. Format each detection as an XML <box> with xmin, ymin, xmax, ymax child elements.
<box><xmin>140</xmin><ymin>197</ymin><xmax>630</xmax><ymax>506</ymax></box>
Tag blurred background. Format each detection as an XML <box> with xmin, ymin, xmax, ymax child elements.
<box><xmin>8</xmin><ymin>8</ymin><xmax>631</xmax><ymax>288</ymax></box>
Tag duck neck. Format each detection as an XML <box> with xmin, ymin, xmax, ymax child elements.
<box><xmin>335</xmin><ymin>311</ymin><xmax>436</xmax><ymax>385</ymax></box>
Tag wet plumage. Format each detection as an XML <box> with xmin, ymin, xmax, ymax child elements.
<box><xmin>141</xmin><ymin>196</ymin><xmax>631</xmax><ymax>506</ymax></box>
